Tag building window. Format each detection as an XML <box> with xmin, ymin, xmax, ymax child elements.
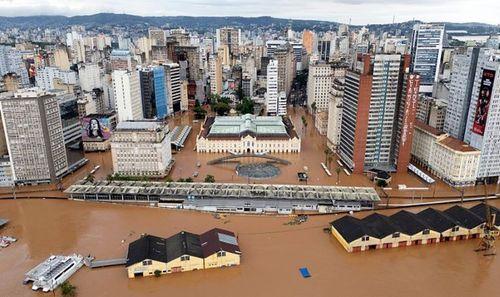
<box><xmin>361</xmin><ymin>236</ymin><xmax>369</xmax><ymax>241</ymax></box>
<box><xmin>422</xmin><ymin>229</ymin><xmax>430</xmax><ymax>235</ymax></box>
<box><xmin>392</xmin><ymin>232</ymin><xmax>400</xmax><ymax>238</ymax></box>
<box><xmin>142</xmin><ymin>260</ymin><xmax>152</xmax><ymax>266</ymax></box>
<box><xmin>180</xmin><ymin>255</ymin><xmax>190</xmax><ymax>261</ymax></box>
<box><xmin>452</xmin><ymin>226</ymin><xmax>459</xmax><ymax>232</ymax></box>
<box><xmin>217</xmin><ymin>251</ymin><xmax>226</xmax><ymax>257</ymax></box>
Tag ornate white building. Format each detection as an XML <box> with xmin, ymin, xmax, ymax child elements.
<box><xmin>196</xmin><ymin>114</ymin><xmax>301</xmax><ymax>153</ymax></box>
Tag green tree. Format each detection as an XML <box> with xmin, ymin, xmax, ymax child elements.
<box><xmin>213</xmin><ymin>102</ymin><xmax>230</xmax><ymax>116</ymax></box>
<box><xmin>376</xmin><ymin>179</ymin><xmax>388</xmax><ymax>188</ymax></box>
<box><xmin>154</xmin><ymin>270</ymin><xmax>162</xmax><ymax>277</ymax></box>
<box><xmin>311</xmin><ymin>101</ymin><xmax>317</xmax><ymax>114</ymax></box>
<box><xmin>185</xmin><ymin>177</ymin><xmax>194</xmax><ymax>183</ymax></box>
<box><xmin>165</xmin><ymin>176</ymin><xmax>173</xmax><ymax>183</ymax></box>
<box><xmin>236</xmin><ymin>97</ymin><xmax>254</xmax><ymax>115</ymax></box>
<box><xmin>177</xmin><ymin>178</ymin><xmax>185</xmax><ymax>182</ymax></box>
<box><xmin>86</xmin><ymin>173</ymin><xmax>95</xmax><ymax>183</ymax></box>
<box><xmin>204</xmin><ymin>174</ymin><xmax>215</xmax><ymax>183</ymax></box>
<box><xmin>193</xmin><ymin>100</ymin><xmax>207</xmax><ymax>119</ymax></box>
<box><xmin>60</xmin><ymin>281</ymin><xmax>76</xmax><ymax>297</ymax></box>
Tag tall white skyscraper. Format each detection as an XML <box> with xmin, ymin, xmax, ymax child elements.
<box><xmin>78</xmin><ymin>63</ymin><xmax>102</xmax><ymax>92</ymax></box>
<box><xmin>112</xmin><ymin>70</ymin><xmax>143</xmax><ymax>122</ymax></box>
<box><xmin>410</xmin><ymin>23</ymin><xmax>445</xmax><ymax>94</ymax></box>
<box><xmin>266</xmin><ymin>59</ymin><xmax>279</xmax><ymax>115</ymax></box>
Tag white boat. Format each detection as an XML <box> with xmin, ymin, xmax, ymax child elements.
<box><xmin>24</xmin><ymin>254</ymin><xmax>84</xmax><ymax>292</ymax></box>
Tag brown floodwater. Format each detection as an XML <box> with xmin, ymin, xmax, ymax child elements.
<box><xmin>1</xmin><ymin>199</ymin><xmax>499</xmax><ymax>297</ymax></box>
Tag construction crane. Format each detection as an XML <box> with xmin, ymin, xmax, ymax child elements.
<box><xmin>475</xmin><ymin>181</ymin><xmax>499</xmax><ymax>256</ymax></box>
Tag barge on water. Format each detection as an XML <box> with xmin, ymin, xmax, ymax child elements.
<box><xmin>65</xmin><ymin>180</ymin><xmax>381</xmax><ymax>214</ymax></box>
<box><xmin>23</xmin><ymin>254</ymin><xmax>84</xmax><ymax>292</ymax></box>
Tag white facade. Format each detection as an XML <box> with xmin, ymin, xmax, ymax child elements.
<box><xmin>266</xmin><ymin>60</ymin><xmax>279</xmax><ymax>115</ymax></box>
<box><xmin>412</xmin><ymin>122</ymin><xmax>480</xmax><ymax>186</ymax></box>
<box><xmin>112</xmin><ymin>70</ymin><xmax>143</xmax><ymax>122</ymax></box>
<box><xmin>78</xmin><ymin>63</ymin><xmax>102</xmax><ymax>92</ymax></box>
<box><xmin>0</xmin><ymin>45</ymin><xmax>30</xmax><ymax>88</ymax></box>
<box><xmin>327</xmin><ymin>78</ymin><xmax>344</xmax><ymax>150</ymax></box>
<box><xmin>464</xmin><ymin>53</ymin><xmax>500</xmax><ymax>179</ymax></box>
<box><xmin>111</xmin><ymin>121</ymin><xmax>172</xmax><ymax>177</ymax></box>
<box><xmin>37</xmin><ymin>67</ymin><xmax>77</xmax><ymax>90</ymax></box>
<box><xmin>307</xmin><ymin>62</ymin><xmax>334</xmax><ymax>111</ymax></box>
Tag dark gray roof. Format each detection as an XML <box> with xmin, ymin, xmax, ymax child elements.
<box><xmin>126</xmin><ymin>235</ymin><xmax>167</xmax><ymax>267</ymax></box>
<box><xmin>331</xmin><ymin>215</ymin><xmax>379</xmax><ymax>243</ymax></box>
<box><xmin>389</xmin><ymin>210</ymin><xmax>432</xmax><ymax>235</ymax></box>
<box><xmin>444</xmin><ymin>205</ymin><xmax>484</xmax><ymax>229</ymax></box>
<box><xmin>200</xmin><ymin>228</ymin><xmax>241</xmax><ymax>257</ymax></box>
<box><xmin>469</xmin><ymin>203</ymin><xmax>500</xmax><ymax>225</ymax></box>
<box><xmin>362</xmin><ymin>213</ymin><xmax>401</xmax><ymax>238</ymax></box>
<box><xmin>165</xmin><ymin>231</ymin><xmax>203</xmax><ymax>262</ymax></box>
<box><xmin>416</xmin><ymin>208</ymin><xmax>460</xmax><ymax>233</ymax></box>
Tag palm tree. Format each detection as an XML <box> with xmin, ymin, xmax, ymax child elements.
<box><xmin>335</xmin><ymin>167</ymin><xmax>342</xmax><ymax>185</ymax></box>
<box><xmin>60</xmin><ymin>281</ymin><xmax>76</xmax><ymax>297</ymax></box>
<box><xmin>324</xmin><ymin>148</ymin><xmax>330</xmax><ymax>164</ymax></box>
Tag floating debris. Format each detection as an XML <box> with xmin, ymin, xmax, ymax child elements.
<box><xmin>285</xmin><ymin>215</ymin><xmax>308</xmax><ymax>225</ymax></box>
<box><xmin>23</xmin><ymin>254</ymin><xmax>84</xmax><ymax>292</ymax></box>
<box><xmin>0</xmin><ymin>236</ymin><xmax>16</xmax><ymax>248</ymax></box>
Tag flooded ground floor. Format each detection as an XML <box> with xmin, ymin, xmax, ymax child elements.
<box><xmin>0</xmin><ymin>199</ymin><xmax>499</xmax><ymax>297</ymax></box>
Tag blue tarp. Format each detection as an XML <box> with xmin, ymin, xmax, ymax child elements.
<box><xmin>299</xmin><ymin>267</ymin><xmax>311</xmax><ymax>278</ymax></box>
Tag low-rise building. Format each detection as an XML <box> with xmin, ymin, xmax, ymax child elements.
<box><xmin>196</xmin><ymin>114</ymin><xmax>300</xmax><ymax>153</ymax></box>
<box><xmin>126</xmin><ymin>228</ymin><xmax>241</xmax><ymax>278</ymax></box>
<box><xmin>417</xmin><ymin>208</ymin><xmax>469</xmax><ymax>241</ymax></box>
<box><xmin>444</xmin><ymin>205</ymin><xmax>485</xmax><ymax>239</ymax></box>
<box><xmin>314</xmin><ymin>111</ymin><xmax>328</xmax><ymax>136</ymax></box>
<box><xmin>81</xmin><ymin>112</ymin><xmax>117</xmax><ymax>152</ymax></box>
<box><xmin>111</xmin><ymin>121</ymin><xmax>172</xmax><ymax>177</ymax></box>
<box><xmin>389</xmin><ymin>210</ymin><xmax>441</xmax><ymax>245</ymax></box>
<box><xmin>412</xmin><ymin>121</ymin><xmax>480</xmax><ymax>186</ymax></box>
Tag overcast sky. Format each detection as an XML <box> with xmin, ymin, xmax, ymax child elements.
<box><xmin>1</xmin><ymin>0</ymin><xmax>499</xmax><ymax>25</ymax></box>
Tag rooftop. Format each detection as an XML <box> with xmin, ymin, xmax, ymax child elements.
<box><xmin>116</xmin><ymin>121</ymin><xmax>165</xmax><ymax>132</ymax></box>
<box><xmin>438</xmin><ymin>137</ymin><xmax>479</xmax><ymax>153</ymax></box>
<box><xmin>66</xmin><ymin>180</ymin><xmax>381</xmax><ymax>202</ymax></box>
<box><xmin>414</xmin><ymin>120</ymin><xmax>445</xmax><ymax>137</ymax></box>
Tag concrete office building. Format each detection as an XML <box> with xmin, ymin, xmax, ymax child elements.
<box><xmin>112</xmin><ymin>70</ymin><xmax>143</xmax><ymax>122</ymax></box>
<box><xmin>111</xmin><ymin>121</ymin><xmax>172</xmax><ymax>177</ymax></box>
<box><xmin>443</xmin><ymin>47</ymin><xmax>481</xmax><ymax>140</ymax></box>
<box><xmin>339</xmin><ymin>54</ymin><xmax>420</xmax><ymax>173</ymax></box>
<box><xmin>274</xmin><ymin>44</ymin><xmax>295</xmax><ymax>96</ymax></box>
<box><xmin>149</xmin><ymin>29</ymin><xmax>166</xmax><ymax>46</ymax></box>
<box><xmin>0</xmin><ymin>88</ymin><xmax>68</xmax><ymax>184</ymax></box>
<box><xmin>139</xmin><ymin>66</ymin><xmax>168</xmax><ymax>119</ymax></box>
<box><xmin>463</xmin><ymin>52</ymin><xmax>500</xmax><ymax>180</ymax></box>
<box><xmin>302</xmin><ymin>30</ymin><xmax>315</xmax><ymax>55</ymax></box>
<box><xmin>410</xmin><ymin>23</ymin><xmax>445</xmax><ymax>94</ymax></box>
<box><xmin>164</xmin><ymin>63</ymin><xmax>182</xmax><ymax>113</ymax></box>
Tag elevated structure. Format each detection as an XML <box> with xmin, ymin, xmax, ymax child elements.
<box><xmin>66</xmin><ymin>180</ymin><xmax>380</xmax><ymax>214</ymax></box>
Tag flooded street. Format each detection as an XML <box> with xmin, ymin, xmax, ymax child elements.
<box><xmin>1</xmin><ymin>199</ymin><xmax>499</xmax><ymax>297</ymax></box>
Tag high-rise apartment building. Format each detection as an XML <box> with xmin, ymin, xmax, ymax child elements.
<box><xmin>410</xmin><ymin>23</ymin><xmax>445</xmax><ymax>93</ymax></box>
<box><xmin>302</xmin><ymin>30</ymin><xmax>315</xmax><ymax>55</ymax></box>
<box><xmin>149</xmin><ymin>29</ymin><xmax>166</xmax><ymax>46</ymax></box>
<box><xmin>274</xmin><ymin>44</ymin><xmax>295</xmax><ymax>96</ymax></box>
<box><xmin>0</xmin><ymin>45</ymin><xmax>30</xmax><ymax>88</ymax></box>
<box><xmin>0</xmin><ymin>88</ymin><xmax>69</xmax><ymax>184</ymax></box>
<box><xmin>266</xmin><ymin>60</ymin><xmax>279</xmax><ymax>115</ymax></box>
<box><xmin>216</xmin><ymin>27</ymin><xmax>241</xmax><ymax>58</ymax></box>
<box><xmin>209</xmin><ymin>54</ymin><xmax>223</xmax><ymax>95</ymax></box>
<box><xmin>307</xmin><ymin>61</ymin><xmax>335</xmax><ymax>111</ymax></box>
<box><xmin>339</xmin><ymin>54</ymin><xmax>420</xmax><ymax>173</ymax></box>
<box><xmin>110</xmin><ymin>49</ymin><xmax>134</xmax><ymax>71</ymax></box>
<box><xmin>112</xmin><ymin>70</ymin><xmax>143</xmax><ymax>122</ymax></box>
<box><xmin>327</xmin><ymin>69</ymin><xmax>347</xmax><ymax>151</ymax></box>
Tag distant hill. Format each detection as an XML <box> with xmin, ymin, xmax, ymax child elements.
<box><xmin>0</xmin><ymin>13</ymin><xmax>497</xmax><ymax>35</ymax></box>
